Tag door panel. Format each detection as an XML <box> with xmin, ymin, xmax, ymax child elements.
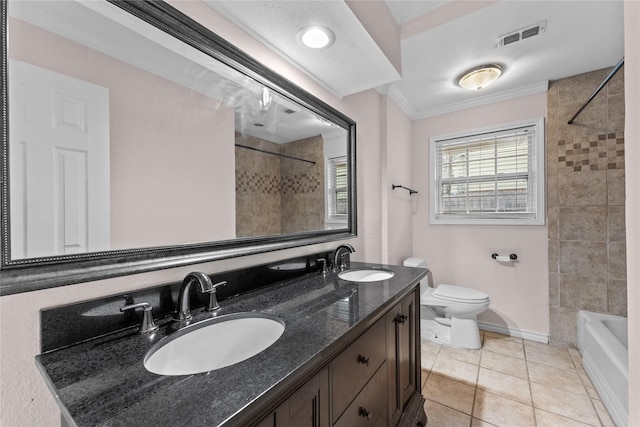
<box><xmin>9</xmin><ymin>60</ymin><xmax>110</xmax><ymax>258</ymax></box>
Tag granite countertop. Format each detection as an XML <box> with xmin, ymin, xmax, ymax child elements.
<box><xmin>36</xmin><ymin>262</ymin><xmax>427</xmax><ymax>427</ymax></box>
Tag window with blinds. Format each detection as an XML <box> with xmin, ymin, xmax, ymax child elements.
<box><xmin>430</xmin><ymin>119</ymin><xmax>545</xmax><ymax>225</ymax></box>
<box><xmin>328</xmin><ymin>156</ymin><xmax>348</xmax><ymax>217</ymax></box>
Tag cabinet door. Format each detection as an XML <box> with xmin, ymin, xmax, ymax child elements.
<box><xmin>267</xmin><ymin>367</ymin><xmax>329</xmax><ymax>427</ymax></box>
<box><xmin>398</xmin><ymin>291</ymin><xmax>418</xmax><ymax>406</ymax></box>
<box><xmin>333</xmin><ymin>362</ymin><xmax>388</xmax><ymax>427</ymax></box>
<box><xmin>386</xmin><ymin>290</ymin><xmax>419</xmax><ymax>425</ymax></box>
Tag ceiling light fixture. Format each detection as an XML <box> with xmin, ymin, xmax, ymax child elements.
<box><xmin>297</xmin><ymin>25</ymin><xmax>335</xmax><ymax>49</ymax></box>
<box><xmin>259</xmin><ymin>87</ymin><xmax>272</xmax><ymax>111</ymax></box>
<box><xmin>457</xmin><ymin>64</ymin><xmax>503</xmax><ymax>90</ymax></box>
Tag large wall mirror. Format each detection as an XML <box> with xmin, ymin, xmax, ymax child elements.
<box><xmin>0</xmin><ymin>0</ymin><xmax>357</xmax><ymax>295</ymax></box>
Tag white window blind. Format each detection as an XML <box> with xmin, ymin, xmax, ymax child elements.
<box><xmin>328</xmin><ymin>156</ymin><xmax>348</xmax><ymax>217</ymax></box>
<box><xmin>430</xmin><ymin>119</ymin><xmax>545</xmax><ymax>225</ymax></box>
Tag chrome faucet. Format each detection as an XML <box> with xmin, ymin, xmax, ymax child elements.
<box><xmin>120</xmin><ymin>302</ymin><xmax>158</xmax><ymax>333</ymax></box>
<box><xmin>174</xmin><ymin>272</ymin><xmax>225</xmax><ymax>321</ymax></box>
<box><xmin>333</xmin><ymin>244</ymin><xmax>355</xmax><ymax>272</ymax></box>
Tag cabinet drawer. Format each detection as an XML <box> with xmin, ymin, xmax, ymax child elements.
<box><xmin>333</xmin><ymin>361</ymin><xmax>388</xmax><ymax>427</ymax></box>
<box><xmin>331</xmin><ymin>319</ymin><xmax>385</xmax><ymax>422</ymax></box>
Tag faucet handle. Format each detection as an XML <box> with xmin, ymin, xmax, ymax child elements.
<box><xmin>339</xmin><ymin>252</ymin><xmax>349</xmax><ymax>271</ymax></box>
<box><xmin>120</xmin><ymin>302</ymin><xmax>159</xmax><ymax>333</ymax></box>
<box><xmin>317</xmin><ymin>258</ymin><xmax>329</xmax><ymax>275</ymax></box>
<box><xmin>204</xmin><ymin>281</ymin><xmax>227</xmax><ymax>312</ymax></box>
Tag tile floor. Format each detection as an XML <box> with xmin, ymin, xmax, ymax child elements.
<box><xmin>420</xmin><ymin>331</ymin><xmax>616</xmax><ymax>427</ymax></box>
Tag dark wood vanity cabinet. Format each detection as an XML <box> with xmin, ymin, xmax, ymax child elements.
<box><xmin>331</xmin><ymin>319</ymin><xmax>388</xmax><ymax>426</ymax></box>
<box><xmin>257</xmin><ymin>368</ymin><xmax>330</xmax><ymax>427</ymax></box>
<box><xmin>386</xmin><ymin>291</ymin><xmax>419</xmax><ymax>425</ymax></box>
<box><xmin>256</xmin><ymin>288</ymin><xmax>423</xmax><ymax>427</ymax></box>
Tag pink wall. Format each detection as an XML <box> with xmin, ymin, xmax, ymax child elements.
<box><xmin>9</xmin><ymin>18</ymin><xmax>236</xmax><ymax>249</ymax></box>
<box><xmin>382</xmin><ymin>96</ymin><xmax>414</xmax><ymax>265</ymax></box>
<box><xmin>342</xmin><ymin>90</ymin><xmax>383</xmax><ymax>263</ymax></box>
<box><xmin>109</xmin><ymin>76</ymin><xmax>236</xmax><ymax>248</ymax></box>
<box><xmin>0</xmin><ymin>3</ymin><xmax>363</xmax><ymax>426</ymax></box>
<box><xmin>411</xmin><ymin>93</ymin><xmax>550</xmax><ymax>338</ymax></box>
<box><xmin>624</xmin><ymin>1</ymin><xmax>640</xmax><ymax>425</ymax></box>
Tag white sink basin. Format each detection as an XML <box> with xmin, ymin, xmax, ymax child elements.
<box><xmin>338</xmin><ymin>268</ymin><xmax>395</xmax><ymax>282</ymax></box>
<box><xmin>144</xmin><ymin>313</ymin><xmax>285</xmax><ymax>376</ymax></box>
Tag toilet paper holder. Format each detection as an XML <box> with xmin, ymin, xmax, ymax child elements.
<box><xmin>491</xmin><ymin>253</ymin><xmax>518</xmax><ymax>261</ymax></box>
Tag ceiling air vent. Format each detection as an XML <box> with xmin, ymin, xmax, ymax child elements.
<box><xmin>496</xmin><ymin>20</ymin><xmax>546</xmax><ymax>48</ymax></box>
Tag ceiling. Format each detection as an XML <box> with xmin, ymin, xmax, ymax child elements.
<box><xmin>12</xmin><ymin>0</ymin><xmax>339</xmax><ymax>143</ymax></box>
<box><xmin>206</xmin><ymin>0</ymin><xmax>625</xmax><ymax>120</ymax></box>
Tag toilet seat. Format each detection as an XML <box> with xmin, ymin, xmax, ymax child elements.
<box><xmin>432</xmin><ymin>284</ymin><xmax>489</xmax><ymax>303</ymax></box>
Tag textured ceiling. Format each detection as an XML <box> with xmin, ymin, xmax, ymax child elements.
<box><xmin>206</xmin><ymin>0</ymin><xmax>625</xmax><ymax>119</ymax></box>
<box><xmin>206</xmin><ymin>0</ymin><xmax>401</xmax><ymax>98</ymax></box>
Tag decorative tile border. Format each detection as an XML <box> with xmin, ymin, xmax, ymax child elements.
<box><xmin>557</xmin><ymin>132</ymin><xmax>625</xmax><ymax>172</ymax></box>
<box><xmin>236</xmin><ymin>171</ymin><xmax>281</xmax><ymax>194</ymax></box>
<box><xmin>281</xmin><ymin>174</ymin><xmax>321</xmax><ymax>194</ymax></box>
<box><xmin>236</xmin><ymin>171</ymin><xmax>321</xmax><ymax>194</ymax></box>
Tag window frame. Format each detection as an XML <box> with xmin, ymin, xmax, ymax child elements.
<box><xmin>325</xmin><ymin>155</ymin><xmax>348</xmax><ymax>226</ymax></box>
<box><xmin>429</xmin><ymin>118</ymin><xmax>545</xmax><ymax>226</ymax></box>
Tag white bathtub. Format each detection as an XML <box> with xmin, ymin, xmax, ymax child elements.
<box><xmin>577</xmin><ymin>310</ymin><xmax>628</xmax><ymax>427</ymax></box>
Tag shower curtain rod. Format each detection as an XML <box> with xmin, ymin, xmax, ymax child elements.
<box><xmin>235</xmin><ymin>143</ymin><xmax>316</xmax><ymax>165</ymax></box>
<box><xmin>568</xmin><ymin>57</ymin><xmax>624</xmax><ymax>125</ymax></box>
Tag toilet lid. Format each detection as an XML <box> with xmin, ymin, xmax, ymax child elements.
<box><xmin>433</xmin><ymin>284</ymin><xmax>489</xmax><ymax>303</ymax></box>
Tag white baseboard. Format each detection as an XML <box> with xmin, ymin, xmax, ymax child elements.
<box><xmin>478</xmin><ymin>321</ymin><xmax>549</xmax><ymax>344</ymax></box>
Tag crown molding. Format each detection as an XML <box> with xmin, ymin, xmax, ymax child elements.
<box><xmin>409</xmin><ymin>81</ymin><xmax>549</xmax><ymax>120</ymax></box>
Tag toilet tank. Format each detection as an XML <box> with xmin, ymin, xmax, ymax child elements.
<box><xmin>403</xmin><ymin>258</ymin><xmax>434</xmax><ymax>291</ymax></box>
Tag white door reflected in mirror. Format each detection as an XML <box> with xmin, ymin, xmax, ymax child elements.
<box><xmin>9</xmin><ymin>60</ymin><xmax>110</xmax><ymax>258</ymax></box>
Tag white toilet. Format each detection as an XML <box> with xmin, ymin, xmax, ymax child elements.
<box><xmin>404</xmin><ymin>257</ymin><xmax>490</xmax><ymax>349</ymax></box>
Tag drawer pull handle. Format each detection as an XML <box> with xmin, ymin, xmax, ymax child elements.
<box><xmin>357</xmin><ymin>355</ymin><xmax>370</xmax><ymax>366</ymax></box>
<box><xmin>359</xmin><ymin>407</ymin><xmax>371</xmax><ymax>419</ymax></box>
<box><xmin>395</xmin><ymin>314</ymin><xmax>408</xmax><ymax>324</ymax></box>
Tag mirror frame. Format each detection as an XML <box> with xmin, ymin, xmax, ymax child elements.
<box><xmin>0</xmin><ymin>0</ymin><xmax>357</xmax><ymax>295</ymax></box>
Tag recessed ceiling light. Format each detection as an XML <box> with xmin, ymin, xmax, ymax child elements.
<box><xmin>297</xmin><ymin>26</ymin><xmax>335</xmax><ymax>49</ymax></box>
<box><xmin>458</xmin><ymin>64</ymin><xmax>503</xmax><ymax>90</ymax></box>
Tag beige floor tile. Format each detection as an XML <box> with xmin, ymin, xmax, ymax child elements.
<box><xmin>527</xmin><ymin>360</ymin><xmax>587</xmax><ymax>396</ymax></box>
<box><xmin>482</xmin><ymin>338</ymin><xmax>525</xmax><ymax>360</ymax></box>
<box><xmin>592</xmin><ymin>398</ymin><xmax>615</xmax><ymax>427</ymax></box>
<box><xmin>440</xmin><ymin>344</ymin><xmax>482</xmax><ymax>365</ymax></box>
<box><xmin>473</xmin><ymin>389</ymin><xmax>535</xmax><ymax>427</ymax></box>
<box><xmin>421</xmin><ymin>355</ymin><xmax>436</xmax><ymax>372</ymax></box>
<box><xmin>477</xmin><ymin>367</ymin><xmax>531</xmax><ymax>404</ymax></box>
<box><xmin>421</xmin><ymin>339</ymin><xmax>442</xmax><ymax>372</ymax></box>
<box><xmin>530</xmin><ymin>382</ymin><xmax>600</xmax><ymax>425</ymax></box>
<box><xmin>421</xmin><ymin>336</ymin><xmax>618</xmax><ymax>427</ymax></box>
<box><xmin>567</xmin><ymin>348</ymin><xmax>587</xmax><ymax>375</ymax></box>
<box><xmin>534</xmin><ymin>408</ymin><xmax>596</xmax><ymax>427</ymax></box>
<box><xmin>432</xmin><ymin>356</ymin><xmax>479</xmax><ymax>386</ymax></box>
<box><xmin>424</xmin><ymin>399</ymin><xmax>472</xmax><ymax>427</ymax></box>
<box><xmin>480</xmin><ymin>350</ymin><xmax>528</xmax><ymax>379</ymax></box>
<box><xmin>579</xmin><ymin>373</ymin><xmax>600</xmax><ymax>399</ymax></box>
<box><xmin>483</xmin><ymin>331</ymin><xmax>523</xmax><ymax>344</ymax></box>
<box><xmin>471</xmin><ymin>418</ymin><xmax>498</xmax><ymax>427</ymax></box>
<box><xmin>421</xmin><ymin>369</ymin><xmax>429</xmax><ymax>389</ymax></box>
<box><xmin>422</xmin><ymin>339</ymin><xmax>443</xmax><ymax>354</ymax></box>
<box><xmin>524</xmin><ymin>341</ymin><xmax>574</xmax><ymax>369</ymax></box>
<box><xmin>423</xmin><ymin>373</ymin><xmax>476</xmax><ymax>415</ymax></box>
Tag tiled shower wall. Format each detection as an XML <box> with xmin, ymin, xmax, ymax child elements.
<box><xmin>235</xmin><ymin>134</ymin><xmax>324</xmax><ymax>237</ymax></box>
<box><xmin>547</xmin><ymin>67</ymin><xmax>626</xmax><ymax>345</ymax></box>
<box><xmin>280</xmin><ymin>136</ymin><xmax>325</xmax><ymax>234</ymax></box>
